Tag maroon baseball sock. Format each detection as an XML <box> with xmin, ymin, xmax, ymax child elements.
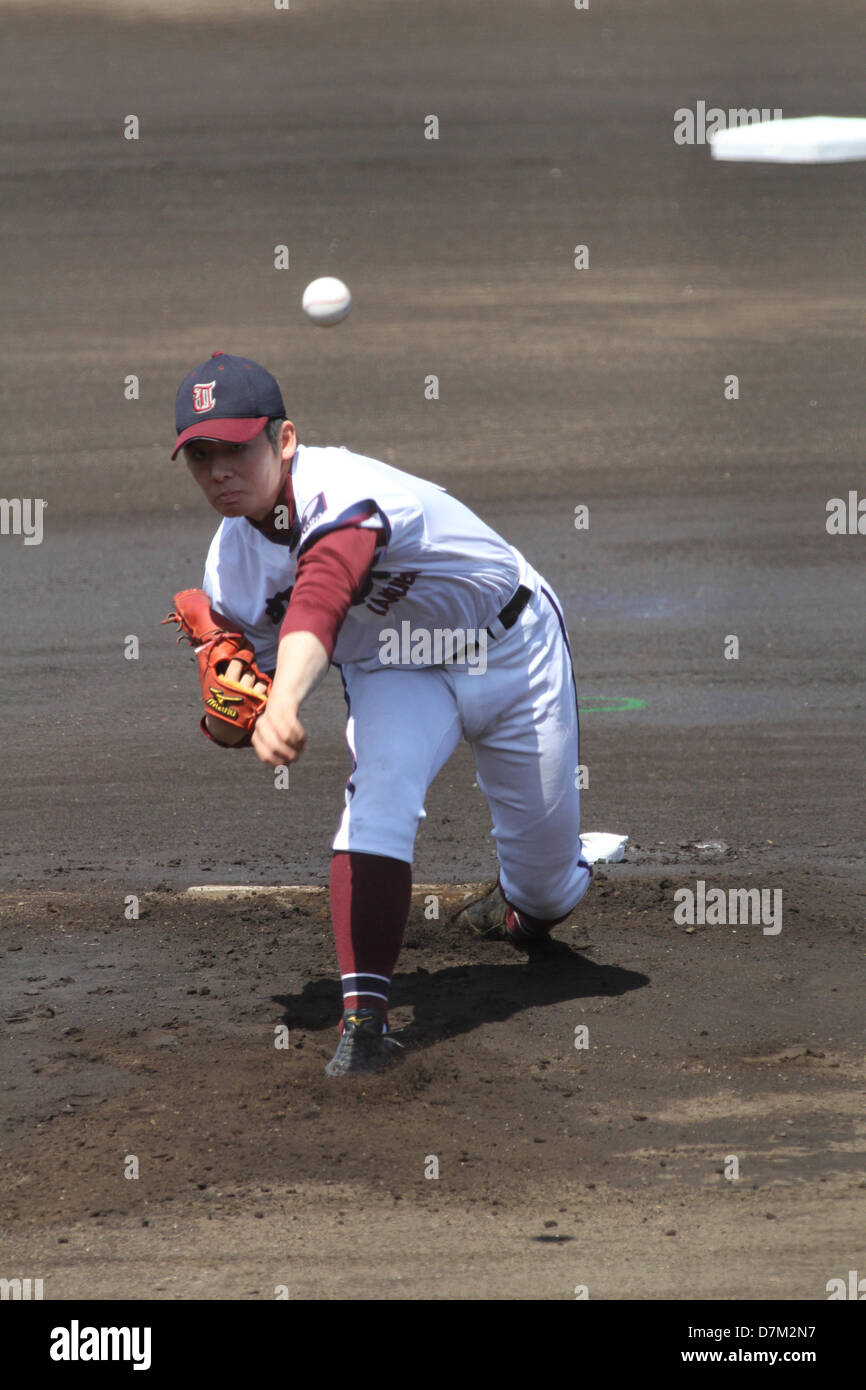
<box><xmin>329</xmin><ymin>850</ymin><xmax>412</xmax><ymax>1029</ymax></box>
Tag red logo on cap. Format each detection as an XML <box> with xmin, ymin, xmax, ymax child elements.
<box><xmin>192</xmin><ymin>381</ymin><xmax>216</xmax><ymax>413</ymax></box>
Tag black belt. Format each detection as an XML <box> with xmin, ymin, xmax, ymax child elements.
<box><xmin>486</xmin><ymin>584</ymin><xmax>532</xmax><ymax>638</ymax></box>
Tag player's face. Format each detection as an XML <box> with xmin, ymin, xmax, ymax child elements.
<box><xmin>184</xmin><ymin>422</ymin><xmax>296</xmax><ymax>520</ymax></box>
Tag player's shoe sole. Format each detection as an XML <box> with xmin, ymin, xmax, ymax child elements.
<box><xmin>452</xmin><ymin>881</ymin><xmax>556</xmax><ymax>952</ymax></box>
<box><xmin>453</xmin><ymin>880</ymin><xmax>509</xmax><ymax>937</ymax></box>
<box><xmin>324</xmin><ymin>1008</ymin><xmax>405</xmax><ymax>1077</ymax></box>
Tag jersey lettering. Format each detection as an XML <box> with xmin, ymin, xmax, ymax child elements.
<box><xmin>265</xmin><ymin>585</ymin><xmax>295</xmax><ymax>624</ymax></box>
<box><xmin>364</xmin><ymin>570</ymin><xmax>419</xmax><ymax>616</ymax></box>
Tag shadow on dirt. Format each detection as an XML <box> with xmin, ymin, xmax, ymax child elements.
<box><xmin>274</xmin><ymin>947</ymin><xmax>648</xmax><ymax>1049</ymax></box>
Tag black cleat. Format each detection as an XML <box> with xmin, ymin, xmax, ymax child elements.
<box><xmin>324</xmin><ymin>1009</ymin><xmax>405</xmax><ymax>1077</ymax></box>
<box><xmin>453</xmin><ymin>878</ymin><xmax>569</xmax><ymax>956</ymax></box>
<box><xmin>453</xmin><ymin>880</ymin><xmax>508</xmax><ymax>939</ymax></box>
<box><xmin>453</xmin><ymin>881</ymin><xmax>551</xmax><ymax>950</ymax></box>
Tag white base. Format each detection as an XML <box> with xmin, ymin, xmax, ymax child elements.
<box><xmin>711</xmin><ymin>115</ymin><xmax>866</xmax><ymax>164</ymax></box>
<box><xmin>580</xmin><ymin>832</ymin><xmax>628</xmax><ymax>865</ymax></box>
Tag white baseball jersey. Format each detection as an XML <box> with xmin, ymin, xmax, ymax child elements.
<box><xmin>202</xmin><ymin>444</ymin><xmax>533</xmax><ymax>673</ymax></box>
<box><xmin>200</xmin><ymin>442</ymin><xmax>590</xmax><ymax>921</ymax></box>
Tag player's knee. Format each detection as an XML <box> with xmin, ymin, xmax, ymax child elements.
<box><xmin>333</xmin><ymin>796</ymin><xmax>425</xmax><ymax>864</ymax></box>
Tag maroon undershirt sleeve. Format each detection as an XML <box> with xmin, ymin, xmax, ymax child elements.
<box><xmin>279</xmin><ymin>525</ymin><xmax>380</xmax><ymax>660</ymax></box>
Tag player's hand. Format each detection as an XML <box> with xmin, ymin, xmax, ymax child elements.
<box><xmin>204</xmin><ymin>658</ymin><xmax>271</xmax><ymax>746</ymax></box>
<box><xmin>223</xmin><ymin>657</ymin><xmax>269</xmax><ymax>699</ymax></box>
<box><xmin>251</xmin><ymin>696</ymin><xmax>307</xmax><ymax>767</ymax></box>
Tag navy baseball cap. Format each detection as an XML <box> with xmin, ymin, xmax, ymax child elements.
<box><xmin>172</xmin><ymin>351</ymin><xmax>285</xmax><ymax>459</ymax></box>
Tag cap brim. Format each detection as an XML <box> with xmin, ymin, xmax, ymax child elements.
<box><xmin>172</xmin><ymin>416</ymin><xmax>269</xmax><ymax>460</ymax></box>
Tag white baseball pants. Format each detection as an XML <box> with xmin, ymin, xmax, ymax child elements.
<box><xmin>332</xmin><ymin>577</ymin><xmax>591</xmax><ymax>921</ymax></box>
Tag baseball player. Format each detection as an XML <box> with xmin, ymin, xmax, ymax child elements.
<box><xmin>165</xmin><ymin>351</ymin><xmax>592</xmax><ymax>1077</ymax></box>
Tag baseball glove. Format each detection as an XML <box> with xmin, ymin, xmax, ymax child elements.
<box><xmin>162</xmin><ymin>589</ymin><xmax>271</xmax><ymax>746</ymax></box>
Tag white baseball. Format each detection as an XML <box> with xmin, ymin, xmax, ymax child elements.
<box><xmin>302</xmin><ymin>276</ymin><xmax>352</xmax><ymax>326</ymax></box>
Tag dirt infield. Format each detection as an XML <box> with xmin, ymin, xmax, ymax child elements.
<box><xmin>4</xmin><ymin>866</ymin><xmax>864</xmax><ymax>1299</ymax></box>
<box><xmin>2</xmin><ymin>0</ymin><xmax>865</xmax><ymax>1300</ymax></box>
